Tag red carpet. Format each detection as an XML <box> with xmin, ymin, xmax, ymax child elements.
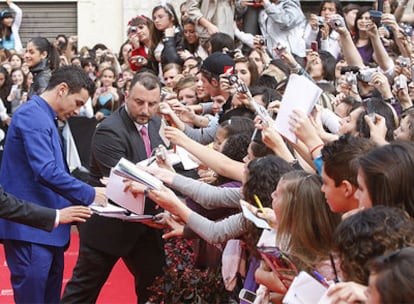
<box><xmin>0</xmin><ymin>232</ymin><xmax>136</xmax><ymax>303</ymax></box>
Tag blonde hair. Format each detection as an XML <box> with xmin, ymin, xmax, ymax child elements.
<box><xmin>277</xmin><ymin>171</ymin><xmax>341</xmax><ymax>271</ymax></box>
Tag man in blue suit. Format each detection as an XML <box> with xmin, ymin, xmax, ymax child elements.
<box><xmin>0</xmin><ymin>66</ymin><xmax>107</xmax><ymax>304</ymax></box>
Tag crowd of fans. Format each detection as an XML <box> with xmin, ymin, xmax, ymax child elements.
<box><xmin>2</xmin><ymin>0</ymin><xmax>414</xmax><ymax>303</ymax></box>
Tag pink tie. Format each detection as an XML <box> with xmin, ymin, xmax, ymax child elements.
<box><xmin>140</xmin><ymin>126</ymin><xmax>152</xmax><ymax>157</ymax></box>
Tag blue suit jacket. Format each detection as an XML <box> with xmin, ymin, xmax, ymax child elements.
<box><xmin>0</xmin><ymin>96</ymin><xmax>95</xmax><ymax>246</ymax></box>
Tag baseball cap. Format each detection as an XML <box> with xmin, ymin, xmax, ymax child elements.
<box><xmin>201</xmin><ymin>52</ymin><xmax>235</xmax><ymax>79</ymax></box>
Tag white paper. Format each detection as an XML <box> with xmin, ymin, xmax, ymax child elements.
<box><xmin>274</xmin><ymin>74</ymin><xmax>322</xmax><ymax>143</ymax></box>
<box><xmin>105</xmin><ymin>169</ymin><xmax>145</xmax><ymax>215</ymax></box>
<box><xmin>175</xmin><ymin>146</ymin><xmax>199</xmax><ymax>170</ymax></box>
<box><xmin>115</xmin><ymin>157</ymin><xmax>163</xmax><ymax>190</ymax></box>
<box><xmin>283</xmin><ymin>271</ymin><xmax>328</xmax><ymax>304</ymax></box>
<box><xmin>240</xmin><ymin>200</ymin><xmax>271</xmax><ymax>230</ymax></box>
<box><xmin>90</xmin><ymin>202</ymin><xmax>127</xmax><ymax>214</ymax></box>
<box><xmin>136</xmin><ymin>147</ymin><xmax>198</xmax><ymax>171</ymax></box>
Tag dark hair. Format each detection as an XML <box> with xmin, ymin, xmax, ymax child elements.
<box><xmin>234</xmin><ymin>57</ymin><xmax>259</xmax><ymax>86</ymax></box>
<box><xmin>356</xmin><ymin>97</ymin><xmax>398</xmax><ymax>141</ymax></box>
<box><xmin>29</xmin><ymin>37</ymin><xmax>60</xmax><ymax>71</ymax></box>
<box><xmin>354</xmin><ymin>7</ymin><xmax>373</xmax><ymax>43</ymax></box>
<box><xmin>46</xmin><ymin>65</ymin><xmax>95</xmax><ymax>97</ymax></box>
<box><xmin>319</xmin><ymin>0</ymin><xmax>344</xmax><ymax>16</ymax></box>
<box><xmin>0</xmin><ymin>66</ymin><xmax>11</xmax><ymax>102</ymax></box>
<box><xmin>220</xmin><ymin>116</ymin><xmax>255</xmax><ymax>138</ymax></box>
<box><xmin>369</xmin><ymin>247</ymin><xmax>414</xmax><ymax>303</ymax></box>
<box><xmin>322</xmin><ymin>135</ymin><xmax>377</xmax><ymax>187</ymax></box>
<box><xmin>242</xmin><ymin>155</ymin><xmax>292</xmax><ymax>206</ymax></box>
<box><xmin>182</xmin><ymin>19</ymin><xmax>199</xmax><ymax>54</ymax></box>
<box><xmin>209</xmin><ymin>32</ymin><xmax>235</xmax><ymax>53</ymax></box>
<box><xmin>92</xmin><ymin>43</ymin><xmax>108</xmax><ymax>52</ymax></box>
<box><xmin>250</xmin><ymin>140</ymin><xmax>274</xmax><ymax>158</ymax></box>
<box><xmin>118</xmin><ymin>40</ymin><xmax>131</xmax><ymax>65</ymax></box>
<box><xmin>130</xmin><ymin>70</ymin><xmax>161</xmax><ymax>92</ymax></box>
<box><xmin>151</xmin><ymin>4</ymin><xmax>180</xmax><ymax>54</ymax></box>
<box><xmin>81</xmin><ymin>57</ymin><xmax>97</xmax><ymax>70</ymax></box>
<box><xmin>357</xmin><ymin>140</ymin><xmax>414</xmax><ymax>216</ymax></box>
<box><xmin>221</xmin><ymin>133</ymin><xmax>250</xmax><ymax>163</ymax></box>
<box><xmin>318</xmin><ymin>50</ymin><xmax>337</xmax><ymax>82</ymax></box>
<box><xmin>218</xmin><ymin>133</ymin><xmax>251</xmax><ymax>185</ymax></box>
<box><xmin>250</xmin><ymin>86</ymin><xmax>282</xmax><ymax>109</ymax></box>
<box><xmin>0</xmin><ymin>9</ymin><xmax>13</xmax><ymax>41</ymax></box>
<box><xmin>334</xmin><ymin>206</ymin><xmax>414</xmax><ymax>284</ymax></box>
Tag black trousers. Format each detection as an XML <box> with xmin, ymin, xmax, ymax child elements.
<box><xmin>61</xmin><ymin>234</ymin><xmax>165</xmax><ymax>304</ymax></box>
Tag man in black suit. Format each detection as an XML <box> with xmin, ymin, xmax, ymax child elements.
<box><xmin>0</xmin><ymin>185</ymin><xmax>92</xmax><ymax>231</ymax></box>
<box><xmin>62</xmin><ymin>72</ymin><xmax>166</xmax><ymax>303</ymax></box>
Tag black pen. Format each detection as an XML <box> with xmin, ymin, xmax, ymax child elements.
<box><xmin>330</xmin><ymin>253</ymin><xmax>339</xmax><ymax>283</ymax></box>
<box><xmin>147</xmin><ymin>157</ymin><xmax>156</xmax><ymax>167</ymax></box>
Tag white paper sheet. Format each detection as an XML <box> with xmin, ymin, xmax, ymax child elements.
<box><xmin>274</xmin><ymin>74</ymin><xmax>322</xmax><ymax>143</ymax></box>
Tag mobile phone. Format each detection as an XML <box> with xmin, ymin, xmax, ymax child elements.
<box><xmin>239</xmin><ymin>289</ymin><xmax>256</xmax><ymax>304</ymax></box>
<box><xmin>369</xmin><ymin>10</ymin><xmax>382</xmax><ymax>27</ymax></box>
<box><xmin>363</xmin><ymin>98</ymin><xmax>375</xmax><ymax>122</ymax></box>
<box><xmin>311</xmin><ymin>41</ymin><xmax>318</xmax><ymax>52</ymax></box>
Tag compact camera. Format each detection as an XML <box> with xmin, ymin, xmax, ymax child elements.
<box><xmin>358</xmin><ymin>68</ymin><xmax>378</xmax><ymax>83</ymax></box>
<box><xmin>396</xmin><ymin>56</ymin><xmax>411</xmax><ymax>68</ymax></box>
<box><xmin>345</xmin><ymin>72</ymin><xmax>357</xmax><ymax>86</ymax></box>
<box><xmin>396</xmin><ymin>74</ymin><xmax>408</xmax><ymax>90</ymax></box>
<box><xmin>225</xmin><ymin>74</ymin><xmax>239</xmax><ymax>85</ymax></box>
<box><xmin>274</xmin><ymin>42</ymin><xmax>287</xmax><ymax>57</ymax></box>
<box><xmin>129</xmin><ymin>26</ymin><xmax>138</xmax><ymax>34</ymax></box>
<box><xmin>329</xmin><ymin>16</ymin><xmax>344</xmax><ymax>28</ymax></box>
<box><xmin>316</xmin><ymin>16</ymin><xmax>325</xmax><ymax>27</ymax></box>
<box><xmin>259</xmin><ymin>38</ymin><xmax>267</xmax><ymax>46</ymax></box>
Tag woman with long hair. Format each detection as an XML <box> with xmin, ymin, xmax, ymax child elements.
<box><xmin>255</xmin><ymin>171</ymin><xmax>341</xmax><ymax>297</ymax></box>
<box><xmin>24</xmin><ymin>37</ymin><xmax>60</xmax><ymax>97</ymax></box>
<box><xmin>151</xmin><ymin>3</ymin><xmax>183</xmax><ymax>71</ymax></box>
<box><xmin>127</xmin><ymin>15</ymin><xmax>155</xmax><ymax>73</ymax></box>
<box><xmin>0</xmin><ymin>0</ymin><xmax>22</xmax><ymax>52</ymax></box>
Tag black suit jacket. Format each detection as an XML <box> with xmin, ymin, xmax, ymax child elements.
<box><xmin>80</xmin><ymin>106</ymin><xmax>166</xmax><ymax>256</ymax></box>
<box><xmin>0</xmin><ymin>185</ymin><xmax>55</xmax><ymax>232</ymax></box>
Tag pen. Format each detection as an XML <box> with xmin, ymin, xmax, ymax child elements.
<box><xmin>147</xmin><ymin>157</ymin><xmax>156</xmax><ymax>167</ymax></box>
<box><xmin>313</xmin><ymin>270</ymin><xmax>330</xmax><ymax>288</ymax></box>
<box><xmin>253</xmin><ymin>194</ymin><xmax>266</xmax><ymax>214</ymax></box>
<box><xmin>329</xmin><ymin>253</ymin><xmax>340</xmax><ymax>283</ymax></box>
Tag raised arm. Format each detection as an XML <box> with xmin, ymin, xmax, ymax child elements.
<box><xmin>164</xmin><ymin>126</ymin><xmax>245</xmax><ymax>182</ymax></box>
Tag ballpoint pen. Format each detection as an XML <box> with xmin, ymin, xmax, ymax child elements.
<box><xmin>253</xmin><ymin>194</ymin><xmax>266</xmax><ymax>214</ymax></box>
<box><xmin>313</xmin><ymin>270</ymin><xmax>330</xmax><ymax>288</ymax></box>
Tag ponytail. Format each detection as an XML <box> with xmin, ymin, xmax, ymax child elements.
<box><xmin>29</xmin><ymin>37</ymin><xmax>60</xmax><ymax>71</ymax></box>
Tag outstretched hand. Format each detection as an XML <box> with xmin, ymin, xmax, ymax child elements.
<box><xmin>59</xmin><ymin>206</ymin><xmax>93</xmax><ymax>224</ymax></box>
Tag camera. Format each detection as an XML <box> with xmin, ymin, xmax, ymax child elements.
<box><xmin>317</xmin><ymin>16</ymin><xmax>325</xmax><ymax>27</ymax></box>
<box><xmin>358</xmin><ymin>68</ymin><xmax>378</xmax><ymax>83</ymax></box>
<box><xmin>396</xmin><ymin>56</ymin><xmax>411</xmax><ymax>68</ymax></box>
<box><xmin>224</xmin><ymin>74</ymin><xmax>239</xmax><ymax>85</ymax></box>
<box><xmin>340</xmin><ymin>66</ymin><xmax>360</xmax><ymax>75</ymax></box>
<box><xmin>259</xmin><ymin>38</ymin><xmax>267</xmax><ymax>46</ymax></box>
<box><xmin>396</xmin><ymin>74</ymin><xmax>408</xmax><ymax>90</ymax></box>
<box><xmin>274</xmin><ymin>42</ymin><xmax>287</xmax><ymax>57</ymax></box>
<box><xmin>401</xmin><ymin>24</ymin><xmax>413</xmax><ymax>37</ymax></box>
<box><xmin>345</xmin><ymin>72</ymin><xmax>357</xmax><ymax>86</ymax></box>
<box><xmin>329</xmin><ymin>16</ymin><xmax>344</xmax><ymax>28</ymax></box>
<box><xmin>129</xmin><ymin>26</ymin><xmax>138</xmax><ymax>34</ymax></box>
